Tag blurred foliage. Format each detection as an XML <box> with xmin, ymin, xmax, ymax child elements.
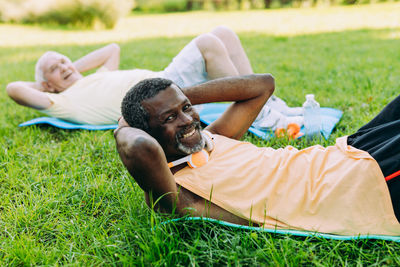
<box><xmin>0</xmin><ymin>0</ymin><xmax>134</xmax><ymax>29</ymax></box>
<box><xmin>134</xmin><ymin>0</ymin><xmax>399</xmax><ymax>11</ymax></box>
<box><xmin>134</xmin><ymin>0</ymin><xmax>188</xmax><ymax>12</ymax></box>
<box><xmin>0</xmin><ymin>0</ymin><xmax>398</xmax><ymax>27</ymax></box>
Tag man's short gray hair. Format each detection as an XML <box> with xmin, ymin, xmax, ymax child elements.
<box><xmin>34</xmin><ymin>51</ymin><xmax>63</xmax><ymax>84</ymax></box>
<box><xmin>121</xmin><ymin>78</ymin><xmax>175</xmax><ymax>133</ymax></box>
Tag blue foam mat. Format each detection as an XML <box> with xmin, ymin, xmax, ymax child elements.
<box><xmin>159</xmin><ymin>217</ymin><xmax>400</xmax><ymax>242</ymax></box>
<box><xmin>198</xmin><ymin>103</ymin><xmax>343</xmax><ymax>140</ymax></box>
<box><xmin>19</xmin><ymin>117</ymin><xmax>117</xmax><ymax>130</ymax></box>
<box><xmin>19</xmin><ymin>103</ymin><xmax>342</xmax><ymax>136</ymax></box>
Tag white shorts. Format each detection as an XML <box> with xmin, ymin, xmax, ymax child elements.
<box><xmin>161</xmin><ymin>39</ymin><xmax>208</xmax><ymax>88</ymax></box>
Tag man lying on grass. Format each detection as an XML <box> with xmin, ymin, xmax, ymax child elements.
<box><xmin>6</xmin><ymin>26</ymin><xmax>300</xmax><ymax>126</ymax></box>
<box><xmin>115</xmin><ymin>75</ymin><xmax>400</xmax><ymax>236</ymax></box>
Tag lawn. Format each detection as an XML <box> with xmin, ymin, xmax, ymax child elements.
<box><xmin>1</xmin><ymin>3</ymin><xmax>400</xmax><ymax>265</ymax></box>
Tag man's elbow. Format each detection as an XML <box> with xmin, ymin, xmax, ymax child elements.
<box><xmin>6</xmin><ymin>82</ymin><xmax>19</xmax><ymax>100</ymax></box>
<box><xmin>264</xmin><ymin>73</ymin><xmax>275</xmax><ymax>91</ymax></box>
<box><xmin>259</xmin><ymin>73</ymin><xmax>275</xmax><ymax>97</ymax></box>
<box><xmin>125</xmin><ymin>135</ymin><xmax>155</xmax><ymax>154</ymax></box>
<box><xmin>116</xmin><ymin>131</ymin><xmax>159</xmax><ymax>161</ymax></box>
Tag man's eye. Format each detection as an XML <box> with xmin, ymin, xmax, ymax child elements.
<box><xmin>165</xmin><ymin>114</ymin><xmax>176</xmax><ymax>122</ymax></box>
<box><xmin>183</xmin><ymin>104</ymin><xmax>192</xmax><ymax>111</ymax></box>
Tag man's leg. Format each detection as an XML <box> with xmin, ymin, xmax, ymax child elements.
<box><xmin>195</xmin><ymin>26</ymin><xmax>253</xmax><ymax>78</ymax></box>
<box><xmin>196</xmin><ymin>26</ymin><xmax>303</xmax><ymax>124</ymax></box>
<box><xmin>162</xmin><ymin>28</ymin><xmax>244</xmax><ymax>88</ymax></box>
<box><xmin>210</xmin><ymin>26</ymin><xmax>253</xmax><ymax>75</ymax></box>
<box><xmin>209</xmin><ymin>26</ymin><xmax>303</xmax><ymax>117</ymax></box>
<box><xmin>194</xmin><ymin>32</ymin><xmax>240</xmax><ymax>79</ymax></box>
<box><xmin>164</xmin><ymin>26</ymin><xmax>252</xmax><ymax>84</ymax></box>
<box><xmin>348</xmin><ymin>94</ymin><xmax>400</xmax><ymax>176</ymax></box>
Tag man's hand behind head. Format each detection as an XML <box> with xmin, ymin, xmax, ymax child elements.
<box><xmin>114</xmin><ymin>116</ymin><xmax>130</xmax><ymax>137</ymax></box>
<box><xmin>118</xmin><ymin>116</ymin><xmax>130</xmax><ymax>128</ymax></box>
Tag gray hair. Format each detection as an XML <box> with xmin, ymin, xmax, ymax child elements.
<box><xmin>121</xmin><ymin>78</ymin><xmax>175</xmax><ymax>133</ymax></box>
<box><xmin>34</xmin><ymin>51</ymin><xmax>64</xmax><ymax>84</ymax></box>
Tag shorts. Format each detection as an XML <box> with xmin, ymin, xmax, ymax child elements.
<box><xmin>347</xmin><ymin>94</ymin><xmax>400</xmax><ymax>221</ymax></box>
<box><xmin>161</xmin><ymin>39</ymin><xmax>208</xmax><ymax>89</ymax></box>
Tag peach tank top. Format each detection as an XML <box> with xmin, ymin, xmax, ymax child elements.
<box><xmin>174</xmin><ymin>134</ymin><xmax>400</xmax><ymax>235</ymax></box>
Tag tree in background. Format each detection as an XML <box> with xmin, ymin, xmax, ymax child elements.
<box><xmin>135</xmin><ymin>0</ymin><xmax>397</xmax><ymax>11</ymax></box>
<box><xmin>1</xmin><ymin>0</ymin><xmax>397</xmax><ymax>27</ymax></box>
<box><xmin>0</xmin><ymin>0</ymin><xmax>133</xmax><ymax>29</ymax></box>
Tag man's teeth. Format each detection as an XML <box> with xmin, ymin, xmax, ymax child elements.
<box><xmin>182</xmin><ymin>128</ymin><xmax>195</xmax><ymax>138</ymax></box>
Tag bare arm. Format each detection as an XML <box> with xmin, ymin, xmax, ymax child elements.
<box><xmin>114</xmin><ymin>119</ymin><xmax>251</xmax><ymax>225</ymax></box>
<box><xmin>115</xmin><ymin>123</ymin><xmax>178</xmax><ymax>211</ymax></box>
<box><xmin>183</xmin><ymin>74</ymin><xmax>275</xmax><ymax>139</ymax></box>
<box><xmin>73</xmin><ymin>43</ymin><xmax>120</xmax><ymax>73</ymax></box>
<box><xmin>6</xmin><ymin>81</ymin><xmax>51</xmax><ymax>109</ymax></box>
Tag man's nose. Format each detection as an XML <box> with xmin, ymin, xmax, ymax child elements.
<box><xmin>59</xmin><ymin>64</ymin><xmax>67</xmax><ymax>72</ymax></box>
<box><xmin>179</xmin><ymin>112</ymin><xmax>193</xmax><ymax>125</ymax></box>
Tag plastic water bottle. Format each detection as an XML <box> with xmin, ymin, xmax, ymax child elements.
<box><xmin>302</xmin><ymin>94</ymin><xmax>322</xmax><ymax>140</ymax></box>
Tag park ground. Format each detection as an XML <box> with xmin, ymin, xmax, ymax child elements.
<box><xmin>0</xmin><ymin>2</ymin><xmax>400</xmax><ymax>265</ymax></box>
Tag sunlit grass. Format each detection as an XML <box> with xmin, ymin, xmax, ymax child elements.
<box><xmin>0</xmin><ymin>2</ymin><xmax>399</xmax><ymax>47</ymax></box>
<box><xmin>1</xmin><ymin>3</ymin><xmax>400</xmax><ymax>265</ymax></box>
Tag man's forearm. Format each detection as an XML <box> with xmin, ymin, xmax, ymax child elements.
<box><xmin>182</xmin><ymin>74</ymin><xmax>274</xmax><ymax>105</ymax></box>
<box><xmin>6</xmin><ymin>81</ymin><xmax>51</xmax><ymax>109</ymax></box>
<box><xmin>182</xmin><ymin>74</ymin><xmax>274</xmax><ymax>139</ymax></box>
<box><xmin>73</xmin><ymin>43</ymin><xmax>120</xmax><ymax>73</ymax></box>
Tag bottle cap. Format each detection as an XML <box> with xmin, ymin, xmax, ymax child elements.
<box><xmin>306</xmin><ymin>94</ymin><xmax>315</xmax><ymax>101</ymax></box>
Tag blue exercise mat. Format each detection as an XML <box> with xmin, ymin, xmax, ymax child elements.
<box><xmin>198</xmin><ymin>103</ymin><xmax>343</xmax><ymax>140</ymax></box>
<box><xmin>19</xmin><ymin>103</ymin><xmax>342</xmax><ymax>137</ymax></box>
<box><xmin>19</xmin><ymin>117</ymin><xmax>117</xmax><ymax>130</ymax></box>
<box><xmin>160</xmin><ymin>217</ymin><xmax>400</xmax><ymax>242</ymax></box>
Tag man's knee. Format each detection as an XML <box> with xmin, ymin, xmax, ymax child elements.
<box><xmin>211</xmin><ymin>25</ymin><xmax>235</xmax><ymax>36</ymax></box>
<box><xmin>211</xmin><ymin>26</ymin><xmax>239</xmax><ymax>42</ymax></box>
<box><xmin>194</xmin><ymin>33</ymin><xmax>226</xmax><ymax>58</ymax></box>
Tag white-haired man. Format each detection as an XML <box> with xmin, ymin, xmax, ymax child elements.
<box><xmin>6</xmin><ymin>26</ymin><xmax>302</xmax><ymax>127</ymax></box>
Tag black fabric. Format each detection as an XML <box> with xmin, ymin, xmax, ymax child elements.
<box><xmin>387</xmin><ymin>178</ymin><xmax>400</xmax><ymax>221</ymax></box>
<box><xmin>347</xmin><ymin>94</ymin><xmax>400</xmax><ymax>221</ymax></box>
<box><xmin>347</xmin><ymin>120</ymin><xmax>400</xmax><ymax>177</ymax></box>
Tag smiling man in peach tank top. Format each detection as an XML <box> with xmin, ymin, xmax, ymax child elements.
<box><xmin>115</xmin><ymin>76</ymin><xmax>400</xmax><ymax>236</ymax></box>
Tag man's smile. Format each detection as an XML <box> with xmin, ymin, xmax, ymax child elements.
<box><xmin>63</xmin><ymin>70</ymin><xmax>72</xmax><ymax>80</ymax></box>
<box><xmin>181</xmin><ymin>127</ymin><xmax>196</xmax><ymax>139</ymax></box>
<box><xmin>177</xmin><ymin>122</ymin><xmax>201</xmax><ymax>142</ymax></box>
<box><xmin>175</xmin><ymin>121</ymin><xmax>204</xmax><ymax>155</ymax></box>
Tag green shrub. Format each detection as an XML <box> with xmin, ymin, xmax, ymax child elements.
<box><xmin>134</xmin><ymin>0</ymin><xmax>188</xmax><ymax>12</ymax></box>
<box><xmin>0</xmin><ymin>0</ymin><xmax>134</xmax><ymax>29</ymax></box>
<box><xmin>340</xmin><ymin>0</ymin><xmax>358</xmax><ymax>5</ymax></box>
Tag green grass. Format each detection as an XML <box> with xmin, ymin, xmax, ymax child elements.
<box><xmin>1</xmin><ymin>8</ymin><xmax>400</xmax><ymax>266</ymax></box>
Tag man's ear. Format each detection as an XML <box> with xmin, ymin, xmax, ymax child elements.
<box><xmin>41</xmin><ymin>81</ymin><xmax>54</xmax><ymax>93</ymax></box>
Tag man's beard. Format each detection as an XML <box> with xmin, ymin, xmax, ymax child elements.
<box><xmin>175</xmin><ymin>121</ymin><xmax>204</xmax><ymax>155</ymax></box>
